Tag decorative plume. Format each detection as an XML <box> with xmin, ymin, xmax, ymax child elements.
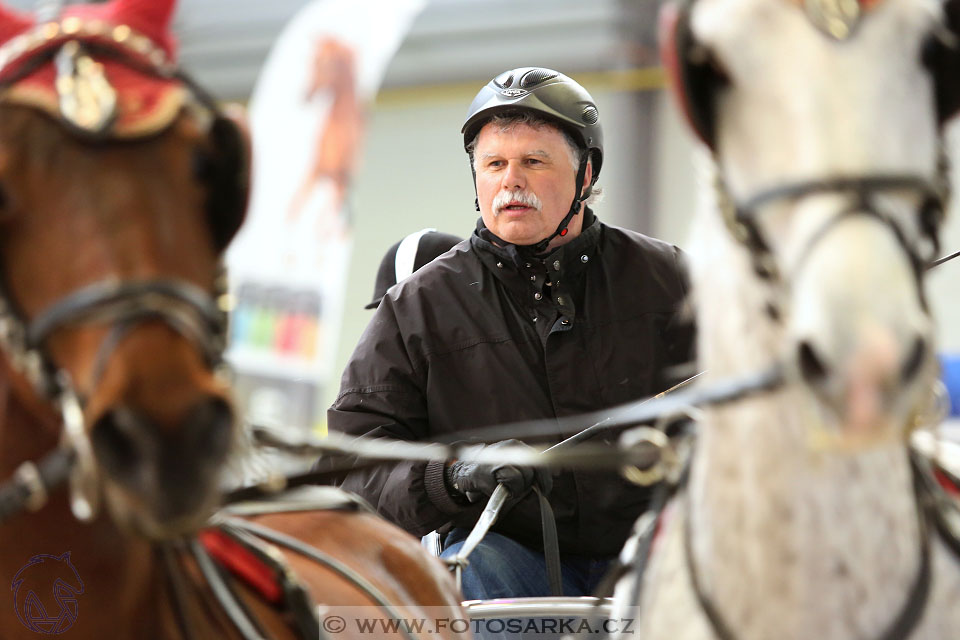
<box><xmin>110</xmin><ymin>0</ymin><xmax>177</xmax><ymax>37</ymax></box>
<box><xmin>0</xmin><ymin>3</ymin><xmax>33</xmax><ymax>47</ymax></box>
<box><xmin>61</xmin><ymin>0</ymin><xmax>179</xmax><ymax>59</ymax></box>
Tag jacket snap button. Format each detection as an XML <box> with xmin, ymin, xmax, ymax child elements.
<box><xmin>561</xmin><ymin>318</ymin><xmax>570</xmax><ymax>326</ymax></box>
<box><xmin>534</xmin><ymin>292</ymin><xmax>542</xmax><ymax>301</ymax></box>
<box><xmin>557</xmin><ymin>296</ymin><xmax>565</xmax><ymax>305</ymax></box>
<box><xmin>496</xmin><ymin>261</ymin><xmax>503</xmax><ymax>268</ymax></box>
<box><xmin>580</xmin><ymin>255</ymin><xmax>589</xmax><ymax>263</ymax></box>
<box><xmin>530</xmin><ymin>275</ymin><xmax>537</xmax><ymax>282</ymax></box>
<box><xmin>553</xmin><ymin>260</ymin><xmax>561</xmax><ymax>270</ymax></box>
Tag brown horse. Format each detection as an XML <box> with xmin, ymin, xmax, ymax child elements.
<box><xmin>0</xmin><ymin>1</ymin><xmax>462</xmax><ymax>639</ymax></box>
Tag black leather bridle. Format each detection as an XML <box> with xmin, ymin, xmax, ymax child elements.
<box><xmin>0</xmin><ymin>11</ymin><xmax>241</xmax><ymax>523</ymax></box>
<box><xmin>716</xmin><ymin>169</ymin><xmax>949</xmax><ymax>320</ymax></box>
<box><xmin>0</xmin><ymin>269</ymin><xmax>231</xmax><ymax>523</ymax></box>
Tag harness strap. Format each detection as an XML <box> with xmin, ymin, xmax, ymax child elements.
<box><xmin>189</xmin><ymin>538</ymin><xmax>266</xmax><ymax>640</ymax></box>
<box><xmin>199</xmin><ymin>529</ymin><xmax>283</xmax><ymax>605</ymax></box>
<box><xmin>0</xmin><ymin>448</ymin><xmax>73</xmax><ymax>523</ymax></box>
<box><xmin>216</xmin><ymin>524</ymin><xmax>324</xmax><ymax>640</ymax></box>
<box><xmin>592</xmin><ymin>479</ymin><xmax>673</xmax><ymax>604</ymax></box>
<box><xmin>910</xmin><ymin>448</ymin><xmax>960</xmax><ymax>560</ymax></box>
<box><xmin>534</xmin><ymin>486</ymin><xmax>563</xmax><ymax>596</ymax></box>
<box><xmin>222</xmin><ymin>517</ymin><xmax>422</xmax><ymax>640</ymax></box>
<box><xmin>725</xmin><ymin>172</ymin><xmax>944</xmax><ymax>287</ymax></box>
<box><xmin>159</xmin><ymin>545</ymin><xmax>200</xmax><ymax>640</ymax></box>
<box><xmin>27</xmin><ymin>279</ymin><xmax>225</xmax><ymax>366</ymax></box>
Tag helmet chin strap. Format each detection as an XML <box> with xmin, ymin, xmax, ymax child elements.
<box><xmin>528</xmin><ymin>155</ymin><xmax>590</xmax><ymax>255</ymax></box>
<box><xmin>474</xmin><ymin>155</ymin><xmax>591</xmax><ymax>257</ymax></box>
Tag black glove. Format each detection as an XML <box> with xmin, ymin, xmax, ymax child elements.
<box><xmin>444</xmin><ymin>439</ymin><xmax>553</xmax><ymax>503</ymax></box>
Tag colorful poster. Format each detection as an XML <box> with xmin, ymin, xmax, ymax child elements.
<box><xmin>226</xmin><ymin>0</ymin><xmax>426</xmax><ymax>436</ymax></box>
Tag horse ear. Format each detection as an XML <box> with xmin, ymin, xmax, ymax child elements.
<box><xmin>926</xmin><ymin>0</ymin><xmax>960</xmax><ymax>124</ymax></box>
<box><xmin>0</xmin><ymin>4</ymin><xmax>34</xmax><ymax>45</ymax></box>
<box><xmin>204</xmin><ymin>103</ymin><xmax>250</xmax><ymax>252</ymax></box>
<box><xmin>658</xmin><ymin>1</ymin><xmax>727</xmax><ymax>149</ymax></box>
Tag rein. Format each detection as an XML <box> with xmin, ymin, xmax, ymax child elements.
<box><xmin>224</xmin><ymin>365</ymin><xmax>782</xmax><ymax>505</ymax></box>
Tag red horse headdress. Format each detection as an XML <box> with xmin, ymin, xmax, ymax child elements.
<box><xmin>0</xmin><ymin>0</ymin><xmax>187</xmax><ymax>138</ymax></box>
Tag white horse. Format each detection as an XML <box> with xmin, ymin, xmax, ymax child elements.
<box><xmin>613</xmin><ymin>0</ymin><xmax>960</xmax><ymax>638</ymax></box>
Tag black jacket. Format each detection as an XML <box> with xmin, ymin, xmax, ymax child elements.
<box><xmin>328</xmin><ymin>213</ymin><xmax>694</xmax><ymax>557</ymax></box>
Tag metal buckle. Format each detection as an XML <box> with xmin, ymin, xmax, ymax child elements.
<box><xmin>58</xmin><ymin>387</ymin><xmax>99</xmax><ymax>522</ymax></box>
<box><xmin>13</xmin><ymin>460</ymin><xmax>47</xmax><ymax>512</ymax></box>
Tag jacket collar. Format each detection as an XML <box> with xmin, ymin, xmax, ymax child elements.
<box><xmin>471</xmin><ymin>208</ymin><xmax>602</xmax><ymax>296</ymax></box>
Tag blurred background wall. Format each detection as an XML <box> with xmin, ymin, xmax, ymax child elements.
<box><xmin>168</xmin><ymin>0</ymin><xmax>694</xmax><ymax>417</ymax></box>
<box><xmin>10</xmin><ymin>0</ymin><xmax>960</xmax><ymax>424</ymax></box>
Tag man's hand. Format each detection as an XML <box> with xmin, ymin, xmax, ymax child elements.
<box><xmin>444</xmin><ymin>439</ymin><xmax>553</xmax><ymax>503</ymax></box>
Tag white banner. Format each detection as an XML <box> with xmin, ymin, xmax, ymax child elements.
<box><xmin>226</xmin><ymin>0</ymin><xmax>426</xmax><ymax>435</ymax></box>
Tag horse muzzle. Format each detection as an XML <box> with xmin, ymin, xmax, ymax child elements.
<box><xmin>787</xmin><ymin>215</ymin><xmax>935</xmax><ymax>439</ymax></box>
<box><xmin>91</xmin><ymin>395</ymin><xmax>235</xmax><ymax>539</ymax></box>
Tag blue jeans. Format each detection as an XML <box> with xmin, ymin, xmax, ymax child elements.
<box><xmin>440</xmin><ymin>528</ymin><xmax>612</xmax><ymax>600</ymax></box>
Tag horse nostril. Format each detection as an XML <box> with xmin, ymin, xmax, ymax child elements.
<box><xmin>91</xmin><ymin>408</ymin><xmax>147</xmax><ymax>483</ymax></box>
<box><xmin>797</xmin><ymin>340</ymin><xmax>830</xmax><ymax>385</ymax></box>
<box><xmin>155</xmin><ymin>398</ymin><xmax>234</xmax><ymax>520</ymax></box>
<box><xmin>900</xmin><ymin>336</ymin><xmax>927</xmax><ymax>383</ymax></box>
<box><xmin>185</xmin><ymin>397</ymin><xmax>234</xmax><ymax>462</ymax></box>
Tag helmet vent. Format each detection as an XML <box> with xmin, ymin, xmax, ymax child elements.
<box><xmin>520</xmin><ymin>69</ymin><xmax>557</xmax><ymax>88</ymax></box>
<box><xmin>581</xmin><ymin>105</ymin><xmax>599</xmax><ymax>125</ymax></box>
<box><xmin>495</xmin><ymin>72</ymin><xmax>514</xmax><ymax>88</ymax></box>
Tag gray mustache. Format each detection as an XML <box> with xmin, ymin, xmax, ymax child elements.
<box><xmin>493</xmin><ymin>190</ymin><xmax>542</xmax><ymax>213</ymax></box>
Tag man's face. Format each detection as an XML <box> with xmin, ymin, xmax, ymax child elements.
<box><xmin>473</xmin><ymin>121</ymin><xmax>591</xmax><ymax>249</ymax></box>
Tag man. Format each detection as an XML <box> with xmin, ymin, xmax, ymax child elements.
<box><xmin>328</xmin><ymin>67</ymin><xmax>694</xmax><ymax>600</ymax></box>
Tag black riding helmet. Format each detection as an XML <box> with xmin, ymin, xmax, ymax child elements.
<box><xmin>462</xmin><ymin>67</ymin><xmax>603</xmax><ymax>254</ymax></box>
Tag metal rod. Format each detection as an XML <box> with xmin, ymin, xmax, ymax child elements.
<box><xmin>448</xmin><ymin>484</ymin><xmax>511</xmax><ymax>587</ymax></box>
<box><xmin>445</xmin><ymin>372</ymin><xmax>709</xmax><ymax>577</ymax></box>
<box><xmin>928</xmin><ymin>249</ymin><xmax>960</xmax><ymax>269</ymax></box>
<box><xmin>546</xmin><ymin>371</ymin><xmax>706</xmax><ymax>450</ymax></box>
